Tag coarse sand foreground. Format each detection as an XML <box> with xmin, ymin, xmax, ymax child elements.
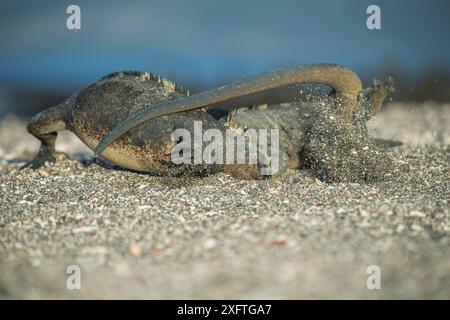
<box><xmin>0</xmin><ymin>102</ymin><xmax>449</xmax><ymax>298</ymax></box>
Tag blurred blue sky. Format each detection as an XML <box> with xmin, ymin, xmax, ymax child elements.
<box><xmin>0</xmin><ymin>0</ymin><xmax>449</xmax><ymax>91</ymax></box>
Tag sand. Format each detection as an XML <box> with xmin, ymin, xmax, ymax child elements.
<box><xmin>0</xmin><ymin>102</ymin><xmax>449</xmax><ymax>299</ymax></box>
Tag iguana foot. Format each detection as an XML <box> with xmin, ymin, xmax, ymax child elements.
<box><xmin>22</xmin><ymin>145</ymin><xmax>68</xmax><ymax>169</ymax></box>
<box><xmin>360</xmin><ymin>76</ymin><xmax>395</xmax><ymax>119</ymax></box>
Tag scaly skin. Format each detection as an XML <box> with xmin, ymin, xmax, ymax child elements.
<box><xmin>95</xmin><ymin>64</ymin><xmax>363</xmax><ymax>155</ymax></box>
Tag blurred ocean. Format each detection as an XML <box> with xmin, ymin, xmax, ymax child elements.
<box><xmin>0</xmin><ymin>0</ymin><xmax>449</xmax><ymax>115</ymax></box>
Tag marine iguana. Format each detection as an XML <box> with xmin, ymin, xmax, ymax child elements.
<box><xmin>25</xmin><ymin>64</ymin><xmax>395</xmax><ymax>181</ymax></box>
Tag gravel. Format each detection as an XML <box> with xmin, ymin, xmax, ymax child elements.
<box><xmin>0</xmin><ymin>102</ymin><xmax>449</xmax><ymax>299</ymax></box>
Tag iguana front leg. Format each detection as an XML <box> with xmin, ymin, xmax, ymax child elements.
<box><xmin>24</xmin><ymin>94</ymin><xmax>75</xmax><ymax>169</ymax></box>
<box><xmin>94</xmin><ymin>64</ymin><xmax>363</xmax><ymax>155</ymax></box>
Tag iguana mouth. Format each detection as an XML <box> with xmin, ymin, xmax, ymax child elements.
<box><xmin>94</xmin><ymin>63</ymin><xmax>362</xmax><ymax>156</ymax></box>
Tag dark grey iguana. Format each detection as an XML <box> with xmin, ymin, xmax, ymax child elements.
<box><xmin>26</xmin><ymin>64</ymin><xmax>396</xmax><ymax>181</ymax></box>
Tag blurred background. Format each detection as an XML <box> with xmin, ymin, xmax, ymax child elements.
<box><xmin>0</xmin><ymin>0</ymin><xmax>449</xmax><ymax>117</ymax></box>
